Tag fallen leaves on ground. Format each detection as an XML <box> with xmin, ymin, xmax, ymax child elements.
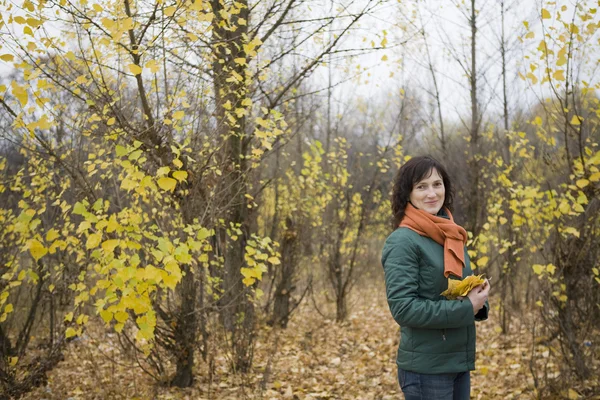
<box><xmin>23</xmin><ymin>282</ymin><xmax>599</xmax><ymax>399</ymax></box>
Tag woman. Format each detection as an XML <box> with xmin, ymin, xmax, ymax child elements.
<box><xmin>382</xmin><ymin>156</ymin><xmax>490</xmax><ymax>400</ymax></box>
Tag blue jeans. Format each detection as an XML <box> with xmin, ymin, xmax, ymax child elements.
<box><xmin>398</xmin><ymin>368</ymin><xmax>470</xmax><ymax>400</ymax></box>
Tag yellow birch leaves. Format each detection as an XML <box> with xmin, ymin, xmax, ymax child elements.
<box><xmin>441</xmin><ymin>275</ymin><xmax>486</xmax><ymax>300</ymax></box>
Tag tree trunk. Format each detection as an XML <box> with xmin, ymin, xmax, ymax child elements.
<box><xmin>170</xmin><ymin>264</ymin><xmax>197</xmax><ymax>387</ymax></box>
<box><xmin>271</xmin><ymin>217</ymin><xmax>298</xmax><ymax>328</ymax></box>
<box><xmin>335</xmin><ymin>285</ymin><xmax>347</xmax><ymax>322</ymax></box>
<box><xmin>466</xmin><ymin>0</ymin><xmax>481</xmax><ymax>236</ymax></box>
<box><xmin>498</xmin><ymin>0</ymin><xmax>518</xmax><ymax>333</ymax></box>
<box><xmin>210</xmin><ymin>0</ymin><xmax>255</xmax><ymax>372</ymax></box>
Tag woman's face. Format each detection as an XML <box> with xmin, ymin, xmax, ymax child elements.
<box><xmin>409</xmin><ymin>168</ymin><xmax>445</xmax><ymax>215</ymax></box>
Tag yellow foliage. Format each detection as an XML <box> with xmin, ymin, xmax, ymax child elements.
<box><xmin>441</xmin><ymin>275</ymin><xmax>486</xmax><ymax>300</ymax></box>
<box><xmin>570</xmin><ymin>115</ymin><xmax>582</xmax><ymax>125</ymax></box>
<box><xmin>157</xmin><ymin>177</ymin><xmax>177</xmax><ymax>192</ymax></box>
<box><xmin>128</xmin><ymin>64</ymin><xmax>143</xmax><ymax>75</ymax></box>
<box><xmin>86</xmin><ymin>232</ymin><xmax>102</xmax><ymax>249</ymax></box>
<box><xmin>65</xmin><ymin>327</ymin><xmax>77</xmax><ymax>338</ymax></box>
<box><xmin>172</xmin><ymin>171</ymin><xmax>188</xmax><ymax>182</ymax></box>
<box><xmin>541</xmin><ymin>8</ymin><xmax>551</xmax><ymax>19</ymax></box>
<box><xmin>28</xmin><ymin>239</ymin><xmax>48</xmax><ymax>261</ymax></box>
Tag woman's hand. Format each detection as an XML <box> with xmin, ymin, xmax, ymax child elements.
<box><xmin>466</xmin><ymin>279</ymin><xmax>490</xmax><ymax>315</ymax></box>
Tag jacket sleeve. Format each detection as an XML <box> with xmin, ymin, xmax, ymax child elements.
<box><xmin>475</xmin><ymin>301</ymin><xmax>489</xmax><ymax>321</ymax></box>
<box><xmin>382</xmin><ymin>230</ymin><xmax>475</xmax><ymax>330</ymax></box>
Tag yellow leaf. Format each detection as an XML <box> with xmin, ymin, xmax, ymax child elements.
<box><xmin>570</xmin><ymin>115</ymin><xmax>582</xmax><ymax>125</ymax></box>
<box><xmin>4</xmin><ymin>304</ymin><xmax>13</xmax><ymax>313</ymax></box>
<box><xmin>568</xmin><ymin>389</ymin><xmax>580</xmax><ymax>399</ymax></box>
<box><xmin>241</xmin><ymin>267</ymin><xmax>260</xmax><ymax>279</ymax></box>
<box><xmin>114</xmin><ymin>311</ymin><xmax>128</xmax><ymax>323</ymax></box>
<box><xmin>0</xmin><ymin>54</ymin><xmax>14</xmax><ymax>62</ymax></box>
<box><xmin>172</xmin><ymin>171</ymin><xmax>188</xmax><ymax>182</ymax></box>
<box><xmin>267</xmin><ymin>256</ymin><xmax>280</xmax><ymax>265</ymax></box>
<box><xmin>106</xmin><ymin>217</ymin><xmax>120</xmax><ymax>233</ymax></box>
<box><xmin>86</xmin><ymin>233</ymin><xmax>102</xmax><ymax>249</ymax></box>
<box><xmin>101</xmin><ymin>239</ymin><xmax>119</xmax><ymax>253</ymax></box>
<box><xmin>46</xmin><ymin>228</ymin><xmax>59</xmax><ymax>242</ymax></box>
<box><xmin>441</xmin><ymin>275</ymin><xmax>485</xmax><ymax>299</ymax></box>
<box><xmin>28</xmin><ymin>239</ymin><xmax>48</xmax><ymax>261</ymax></box>
<box><xmin>9</xmin><ymin>357</ymin><xmax>18</xmax><ymax>366</ymax></box>
<box><xmin>541</xmin><ymin>8</ymin><xmax>551</xmax><ymax>19</ymax></box>
<box><xmin>100</xmin><ymin>310</ymin><xmax>113</xmax><ymax>323</ymax></box>
<box><xmin>64</xmin><ymin>312</ymin><xmax>73</xmax><ymax>322</ymax></box>
<box><xmin>158</xmin><ymin>177</ymin><xmax>177</xmax><ymax>192</ymax></box>
<box><xmin>164</xmin><ymin>5</ymin><xmax>176</xmax><ymax>16</ymax></box>
<box><xmin>562</xmin><ymin>227</ymin><xmax>580</xmax><ymax>237</ymax></box>
<box><xmin>128</xmin><ymin>64</ymin><xmax>143</xmax><ymax>75</ymax></box>
<box><xmin>242</xmin><ymin>276</ymin><xmax>255</xmax><ymax>286</ymax></box>
<box><xmin>26</xmin><ymin>18</ymin><xmax>42</xmax><ymax>28</ymax></box>
<box><xmin>11</xmin><ymin>81</ymin><xmax>28</xmax><ymax>108</ymax></box>
<box><xmin>559</xmin><ymin>201</ymin><xmax>571</xmax><ymax>214</ymax></box>
<box><xmin>107</xmin><ymin>117</ymin><xmax>116</xmax><ymax>126</ymax></box>
<box><xmin>145</xmin><ymin>59</ymin><xmax>159</xmax><ymax>73</ymax></box>
<box><xmin>157</xmin><ymin>166</ymin><xmax>170</xmax><ymax>176</ymax></box>
<box><xmin>589</xmin><ymin>172</ymin><xmax>600</xmax><ymax>182</ymax></box>
<box><xmin>173</xmin><ymin>110</ymin><xmax>184</xmax><ymax>120</ymax></box>
<box><xmin>477</xmin><ymin>256</ymin><xmax>489</xmax><ymax>267</ymax></box>
<box><xmin>65</xmin><ymin>327</ymin><xmax>77</xmax><ymax>338</ymax></box>
<box><xmin>569</xmin><ymin>24</ymin><xmax>579</xmax><ymax>35</ymax></box>
<box><xmin>576</xmin><ymin>179</ymin><xmax>589</xmax><ymax>188</ymax></box>
<box><xmin>553</xmin><ymin>69</ymin><xmax>565</xmax><ymax>81</ymax></box>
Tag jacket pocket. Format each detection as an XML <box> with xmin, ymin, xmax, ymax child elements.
<box><xmin>403</xmin><ymin>326</ymin><xmax>447</xmax><ymax>354</ymax></box>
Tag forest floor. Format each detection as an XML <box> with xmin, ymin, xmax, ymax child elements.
<box><xmin>24</xmin><ymin>283</ymin><xmax>599</xmax><ymax>400</ymax></box>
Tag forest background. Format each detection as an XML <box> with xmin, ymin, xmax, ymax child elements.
<box><xmin>0</xmin><ymin>0</ymin><xmax>599</xmax><ymax>398</ymax></box>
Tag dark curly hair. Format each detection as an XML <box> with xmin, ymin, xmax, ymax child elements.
<box><xmin>391</xmin><ymin>155</ymin><xmax>454</xmax><ymax>228</ymax></box>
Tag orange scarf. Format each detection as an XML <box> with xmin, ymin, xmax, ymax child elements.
<box><xmin>399</xmin><ymin>203</ymin><xmax>468</xmax><ymax>278</ymax></box>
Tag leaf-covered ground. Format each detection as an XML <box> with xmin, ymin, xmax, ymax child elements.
<box><xmin>25</xmin><ymin>284</ymin><xmax>599</xmax><ymax>400</ymax></box>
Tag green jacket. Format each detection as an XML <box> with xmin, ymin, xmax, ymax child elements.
<box><xmin>382</xmin><ymin>227</ymin><xmax>488</xmax><ymax>374</ymax></box>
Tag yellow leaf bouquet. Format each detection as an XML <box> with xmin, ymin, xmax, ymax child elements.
<box><xmin>441</xmin><ymin>274</ymin><xmax>486</xmax><ymax>300</ymax></box>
